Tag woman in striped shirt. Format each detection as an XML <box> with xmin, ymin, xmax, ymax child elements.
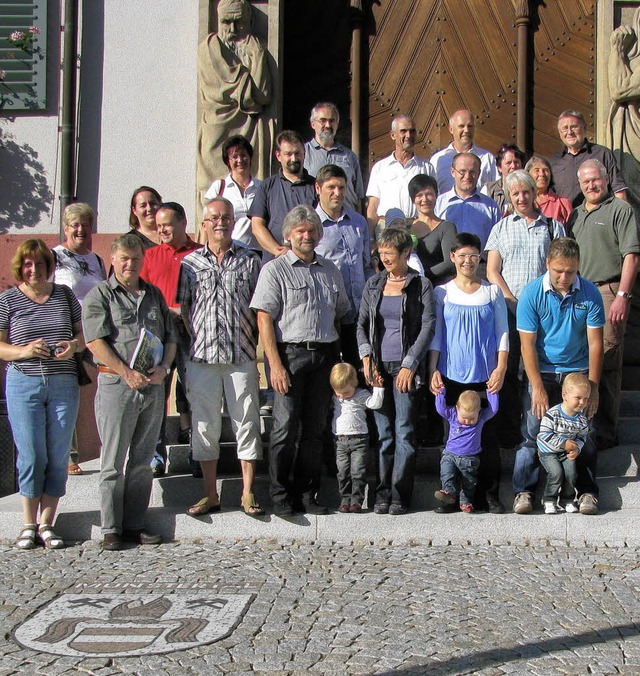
<box><xmin>0</xmin><ymin>239</ymin><xmax>84</xmax><ymax>550</ymax></box>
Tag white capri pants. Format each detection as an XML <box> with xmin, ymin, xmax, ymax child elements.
<box><xmin>186</xmin><ymin>360</ymin><xmax>263</xmax><ymax>462</ymax></box>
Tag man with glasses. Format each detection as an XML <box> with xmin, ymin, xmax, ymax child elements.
<box><xmin>435</xmin><ymin>152</ymin><xmax>501</xmax><ymax>260</ymax></box>
<box><xmin>365</xmin><ymin>114</ymin><xmax>433</xmax><ymax>240</ymax></box>
<box><xmin>430</xmin><ymin>109</ymin><xmax>498</xmax><ymax>194</ymax></box>
<box><xmin>304</xmin><ymin>102</ymin><xmax>364</xmax><ymax>213</ymax></box>
<box><xmin>249</xmin><ymin>129</ymin><xmax>317</xmax><ymax>261</ymax></box>
<box><xmin>178</xmin><ymin>197</ymin><xmax>264</xmax><ymax>518</ymax></box>
<box><xmin>549</xmin><ymin>109</ymin><xmax>627</xmax><ymax>207</ymax></box>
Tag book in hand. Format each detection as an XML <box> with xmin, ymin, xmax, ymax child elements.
<box><xmin>129</xmin><ymin>328</ymin><xmax>163</xmax><ymax>375</ymax></box>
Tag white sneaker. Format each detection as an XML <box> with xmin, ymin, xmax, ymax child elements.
<box><xmin>563</xmin><ymin>501</ymin><xmax>579</xmax><ymax>513</ymax></box>
<box><xmin>543</xmin><ymin>501</ymin><xmax>560</xmax><ymax>514</ymax></box>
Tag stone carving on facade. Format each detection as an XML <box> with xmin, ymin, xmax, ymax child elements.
<box><xmin>608</xmin><ymin>5</ymin><xmax>640</xmax><ymax>210</ymax></box>
<box><xmin>196</xmin><ymin>0</ymin><xmax>274</xmax><ymax>205</ymax></box>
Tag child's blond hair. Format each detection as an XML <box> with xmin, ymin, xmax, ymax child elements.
<box><xmin>456</xmin><ymin>390</ymin><xmax>481</xmax><ymax>412</ymax></box>
<box><xmin>562</xmin><ymin>372</ymin><xmax>591</xmax><ymax>395</ymax></box>
<box><xmin>330</xmin><ymin>362</ymin><xmax>358</xmax><ymax>390</ymax></box>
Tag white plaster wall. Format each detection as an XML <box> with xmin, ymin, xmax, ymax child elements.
<box><xmin>90</xmin><ymin>0</ymin><xmax>199</xmax><ymax>233</ymax></box>
<box><xmin>0</xmin><ymin>0</ymin><xmax>199</xmax><ymax>235</ymax></box>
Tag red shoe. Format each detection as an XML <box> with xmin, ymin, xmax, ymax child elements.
<box><xmin>460</xmin><ymin>503</ymin><xmax>474</xmax><ymax>513</ymax></box>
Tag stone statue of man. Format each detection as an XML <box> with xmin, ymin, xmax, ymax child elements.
<box><xmin>197</xmin><ymin>0</ymin><xmax>274</xmax><ymax>204</ymax></box>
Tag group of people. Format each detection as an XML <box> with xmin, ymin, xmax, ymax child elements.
<box><xmin>2</xmin><ymin>102</ymin><xmax>638</xmax><ymax>551</ymax></box>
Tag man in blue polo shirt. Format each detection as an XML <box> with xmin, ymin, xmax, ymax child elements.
<box><xmin>513</xmin><ymin>237</ymin><xmax>605</xmax><ymax>515</ymax></box>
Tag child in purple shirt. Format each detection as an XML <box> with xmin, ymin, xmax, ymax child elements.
<box><xmin>434</xmin><ymin>388</ymin><xmax>499</xmax><ymax>513</ymax></box>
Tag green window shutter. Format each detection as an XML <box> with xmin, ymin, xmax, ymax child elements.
<box><xmin>0</xmin><ymin>0</ymin><xmax>47</xmax><ymax>111</ymax></box>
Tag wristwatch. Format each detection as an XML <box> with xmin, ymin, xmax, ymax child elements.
<box><xmin>617</xmin><ymin>290</ymin><xmax>632</xmax><ymax>299</ymax></box>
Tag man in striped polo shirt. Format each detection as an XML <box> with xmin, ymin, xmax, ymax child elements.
<box><xmin>177</xmin><ymin>196</ymin><xmax>264</xmax><ymax>517</ymax></box>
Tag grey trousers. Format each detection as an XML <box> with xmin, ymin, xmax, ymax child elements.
<box><xmin>95</xmin><ymin>373</ymin><xmax>164</xmax><ymax>535</ymax></box>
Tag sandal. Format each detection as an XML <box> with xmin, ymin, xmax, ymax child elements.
<box><xmin>68</xmin><ymin>463</ymin><xmax>83</xmax><ymax>475</ymax></box>
<box><xmin>38</xmin><ymin>524</ymin><xmax>65</xmax><ymax>549</ymax></box>
<box><xmin>16</xmin><ymin>524</ymin><xmax>38</xmax><ymax>550</ymax></box>
<box><xmin>186</xmin><ymin>497</ymin><xmax>221</xmax><ymax>517</ymax></box>
<box><xmin>241</xmin><ymin>492</ymin><xmax>265</xmax><ymax>517</ymax></box>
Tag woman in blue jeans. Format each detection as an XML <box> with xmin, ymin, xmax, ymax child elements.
<box><xmin>0</xmin><ymin>240</ymin><xmax>84</xmax><ymax>550</ymax></box>
<box><xmin>357</xmin><ymin>228</ymin><xmax>435</xmax><ymax>514</ymax></box>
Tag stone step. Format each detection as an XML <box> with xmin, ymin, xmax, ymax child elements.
<box><xmin>0</xmin><ymin>459</ymin><xmax>638</xmax><ymax>547</ymax></box>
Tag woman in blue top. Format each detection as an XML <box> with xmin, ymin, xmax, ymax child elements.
<box><xmin>428</xmin><ymin>232</ymin><xmax>509</xmax><ymax>512</ymax></box>
<box><xmin>357</xmin><ymin>228</ymin><xmax>435</xmax><ymax>515</ymax></box>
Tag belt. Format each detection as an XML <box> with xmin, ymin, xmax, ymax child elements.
<box><xmin>281</xmin><ymin>341</ymin><xmax>332</xmax><ymax>351</ymax></box>
<box><xmin>336</xmin><ymin>433</ymin><xmax>369</xmax><ymax>441</ymax></box>
<box><xmin>595</xmin><ymin>278</ymin><xmax>620</xmax><ymax>286</ymax></box>
<box><xmin>97</xmin><ymin>365</ymin><xmax>120</xmax><ymax>375</ymax></box>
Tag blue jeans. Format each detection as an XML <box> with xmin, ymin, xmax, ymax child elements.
<box><xmin>6</xmin><ymin>367</ymin><xmax>79</xmax><ymax>499</ymax></box>
<box><xmin>513</xmin><ymin>373</ymin><xmax>598</xmax><ymax>498</ymax></box>
<box><xmin>269</xmin><ymin>342</ymin><xmax>336</xmax><ymax>505</ymax></box>
<box><xmin>538</xmin><ymin>452</ymin><xmax>577</xmax><ymax>501</ymax></box>
<box><xmin>440</xmin><ymin>450</ymin><xmax>480</xmax><ymax>505</ymax></box>
<box><xmin>373</xmin><ymin>361</ymin><xmax>418</xmax><ymax>507</ymax></box>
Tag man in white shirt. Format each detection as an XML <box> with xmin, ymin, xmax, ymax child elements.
<box><xmin>430</xmin><ymin>109</ymin><xmax>498</xmax><ymax>194</ymax></box>
<box><xmin>365</xmin><ymin>114</ymin><xmax>433</xmax><ymax>241</ymax></box>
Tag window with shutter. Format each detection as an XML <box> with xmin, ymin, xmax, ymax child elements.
<box><xmin>0</xmin><ymin>0</ymin><xmax>47</xmax><ymax>111</ymax></box>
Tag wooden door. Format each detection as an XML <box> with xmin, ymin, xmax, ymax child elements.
<box><xmin>367</xmin><ymin>0</ymin><xmax>595</xmax><ymax>168</ymax></box>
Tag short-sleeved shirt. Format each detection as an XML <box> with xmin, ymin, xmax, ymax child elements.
<box><xmin>204</xmin><ymin>174</ymin><xmax>262</xmax><ymax>250</ymax></box>
<box><xmin>366</xmin><ymin>153</ymin><xmax>434</xmax><ymax>218</ymax></box>
<box><xmin>549</xmin><ymin>141</ymin><xmax>627</xmax><ymax>207</ymax></box>
<box><xmin>434</xmin><ymin>189</ymin><xmax>501</xmax><ymax>252</ymax></box>
<box><xmin>0</xmin><ymin>284</ymin><xmax>82</xmax><ymax>377</ymax></box>
<box><xmin>314</xmin><ymin>205</ymin><xmax>371</xmax><ymax>322</ymax></box>
<box><xmin>52</xmin><ymin>246</ymin><xmax>106</xmax><ymax>304</ymax></box>
<box><xmin>250</xmin><ymin>250</ymin><xmax>351</xmax><ymax>344</ymax></box>
<box><xmin>429</xmin><ymin>143</ymin><xmax>499</xmax><ymax>194</ymax></box>
<box><xmin>304</xmin><ymin>140</ymin><xmax>364</xmax><ymax>212</ymax></box>
<box><xmin>140</xmin><ymin>238</ymin><xmax>200</xmax><ymax>309</ymax></box>
<box><xmin>516</xmin><ymin>272</ymin><xmax>605</xmax><ymax>373</ymax></box>
<box><xmin>485</xmin><ymin>213</ymin><xmax>565</xmax><ymax>299</ymax></box>
<box><xmin>83</xmin><ymin>276</ymin><xmax>176</xmax><ymax>367</ymax></box>
<box><xmin>247</xmin><ymin>169</ymin><xmax>317</xmax><ymax>258</ymax></box>
<box><xmin>177</xmin><ymin>242</ymin><xmax>261</xmax><ymax>364</ymax></box>
<box><xmin>566</xmin><ymin>194</ymin><xmax>640</xmax><ymax>284</ymax></box>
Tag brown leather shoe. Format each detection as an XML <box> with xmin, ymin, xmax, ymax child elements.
<box><xmin>101</xmin><ymin>533</ymin><xmax>122</xmax><ymax>551</ymax></box>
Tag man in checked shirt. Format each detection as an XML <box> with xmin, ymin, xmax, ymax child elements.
<box><xmin>177</xmin><ymin>197</ymin><xmax>265</xmax><ymax>518</ymax></box>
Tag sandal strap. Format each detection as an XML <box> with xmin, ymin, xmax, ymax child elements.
<box><xmin>39</xmin><ymin>525</ymin><xmax>64</xmax><ymax>545</ymax></box>
<box><xmin>16</xmin><ymin>524</ymin><xmax>38</xmax><ymax>549</ymax></box>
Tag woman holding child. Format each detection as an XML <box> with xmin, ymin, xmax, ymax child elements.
<box><xmin>429</xmin><ymin>232</ymin><xmax>509</xmax><ymax>513</ymax></box>
<box><xmin>357</xmin><ymin>228</ymin><xmax>436</xmax><ymax>515</ymax></box>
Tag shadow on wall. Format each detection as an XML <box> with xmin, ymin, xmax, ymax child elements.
<box><xmin>0</xmin><ymin>125</ymin><xmax>52</xmax><ymax>232</ymax></box>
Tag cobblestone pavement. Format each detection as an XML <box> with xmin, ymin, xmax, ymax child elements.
<box><xmin>1</xmin><ymin>540</ymin><xmax>640</xmax><ymax>675</ymax></box>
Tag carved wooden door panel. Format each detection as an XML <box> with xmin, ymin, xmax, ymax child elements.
<box><xmin>367</xmin><ymin>0</ymin><xmax>595</xmax><ymax>169</ymax></box>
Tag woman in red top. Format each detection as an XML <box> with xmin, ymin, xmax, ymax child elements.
<box><xmin>526</xmin><ymin>154</ymin><xmax>573</xmax><ymax>225</ymax></box>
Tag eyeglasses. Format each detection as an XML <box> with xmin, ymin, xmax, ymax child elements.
<box><xmin>203</xmin><ymin>215</ymin><xmax>232</xmax><ymax>224</ymax></box>
<box><xmin>454</xmin><ymin>253</ymin><xmax>480</xmax><ymax>261</ymax></box>
<box><xmin>559</xmin><ymin>125</ymin><xmax>583</xmax><ymax>133</ymax></box>
<box><xmin>453</xmin><ymin>168</ymin><xmax>479</xmax><ymax>177</ymax></box>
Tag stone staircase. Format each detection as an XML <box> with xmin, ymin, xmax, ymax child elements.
<box><xmin>0</xmin><ymin>392</ymin><xmax>638</xmax><ymax>547</ymax></box>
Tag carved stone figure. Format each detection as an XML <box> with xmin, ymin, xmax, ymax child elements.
<box><xmin>608</xmin><ymin>7</ymin><xmax>640</xmax><ymax>210</ymax></box>
<box><xmin>197</xmin><ymin>0</ymin><xmax>274</xmax><ymax>205</ymax></box>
